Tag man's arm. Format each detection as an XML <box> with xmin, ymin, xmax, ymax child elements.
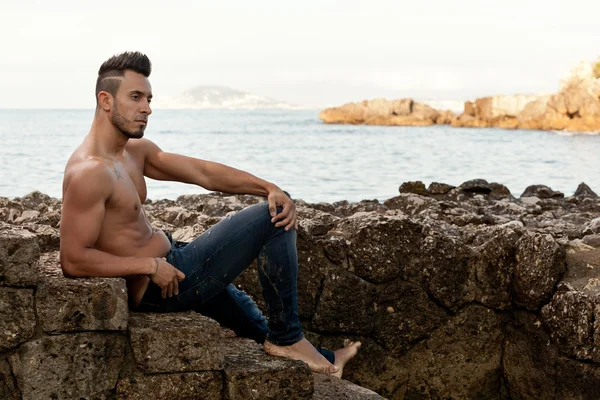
<box><xmin>59</xmin><ymin>161</ymin><xmax>155</xmax><ymax>277</ymax></box>
<box><xmin>129</xmin><ymin>139</ymin><xmax>298</xmax><ymax>230</ymax></box>
<box><xmin>130</xmin><ymin>139</ymin><xmax>274</xmax><ymax>195</ymax></box>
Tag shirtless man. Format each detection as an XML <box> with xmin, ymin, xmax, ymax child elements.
<box><xmin>59</xmin><ymin>51</ymin><xmax>360</xmax><ymax>377</ymax></box>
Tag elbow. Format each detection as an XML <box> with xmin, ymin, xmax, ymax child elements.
<box><xmin>59</xmin><ymin>252</ymin><xmax>85</xmax><ymax>278</ymax></box>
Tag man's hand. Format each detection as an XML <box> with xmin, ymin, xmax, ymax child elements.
<box><xmin>268</xmin><ymin>188</ymin><xmax>298</xmax><ymax>231</ymax></box>
<box><xmin>150</xmin><ymin>258</ymin><xmax>186</xmax><ymax>298</ymax></box>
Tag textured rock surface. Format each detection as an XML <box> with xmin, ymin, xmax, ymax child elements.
<box><xmin>9</xmin><ymin>333</ymin><xmax>126</xmax><ymax>400</ymax></box>
<box><xmin>521</xmin><ymin>184</ymin><xmax>565</xmax><ymax>199</ymax></box>
<box><xmin>541</xmin><ymin>282</ymin><xmax>599</xmax><ymax>361</ymax></box>
<box><xmin>116</xmin><ymin>371</ymin><xmax>223</xmax><ymax>400</ymax></box>
<box><xmin>0</xmin><ymin>224</ymin><xmax>39</xmax><ymax>287</ymax></box>
<box><xmin>400</xmin><ymin>305</ymin><xmax>505</xmax><ymax>399</ymax></box>
<box><xmin>313</xmin><ymin>374</ymin><xmax>385</xmax><ymax>399</ymax></box>
<box><xmin>223</xmin><ymin>338</ymin><xmax>313</xmax><ymax>400</ymax></box>
<box><xmin>3</xmin><ymin>185</ymin><xmax>600</xmax><ymax>398</ymax></box>
<box><xmin>129</xmin><ymin>312</ymin><xmax>224</xmax><ymax>373</ymax></box>
<box><xmin>503</xmin><ymin>311</ymin><xmax>559</xmax><ymax>399</ymax></box>
<box><xmin>470</xmin><ymin>227</ymin><xmax>518</xmax><ymax>309</ymax></box>
<box><xmin>0</xmin><ymin>357</ymin><xmax>19</xmax><ymax>400</ymax></box>
<box><xmin>340</xmin><ymin>213</ymin><xmax>424</xmax><ymax>284</ymax></box>
<box><xmin>513</xmin><ymin>232</ymin><xmax>566</xmax><ymax>309</ymax></box>
<box><xmin>0</xmin><ymin>287</ymin><xmax>35</xmax><ymax>352</ymax></box>
<box><xmin>372</xmin><ymin>279</ymin><xmax>448</xmax><ymax>357</ymax></box>
<box><xmin>312</xmin><ymin>269</ymin><xmax>376</xmax><ymax>334</ymax></box>
<box><xmin>36</xmin><ymin>252</ymin><xmax>129</xmax><ymax>334</ymax></box>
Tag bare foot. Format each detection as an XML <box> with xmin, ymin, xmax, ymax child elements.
<box><xmin>264</xmin><ymin>338</ymin><xmax>339</xmax><ymax>374</ymax></box>
<box><xmin>332</xmin><ymin>341</ymin><xmax>361</xmax><ymax>378</ymax></box>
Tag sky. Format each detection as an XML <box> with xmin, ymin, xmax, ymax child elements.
<box><xmin>1</xmin><ymin>0</ymin><xmax>599</xmax><ymax>108</ymax></box>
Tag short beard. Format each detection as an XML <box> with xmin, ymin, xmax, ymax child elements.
<box><xmin>111</xmin><ymin>103</ymin><xmax>146</xmax><ymax>139</ymax></box>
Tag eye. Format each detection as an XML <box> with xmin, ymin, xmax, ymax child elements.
<box><xmin>132</xmin><ymin>95</ymin><xmax>139</xmax><ymax>100</ymax></box>
<box><xmin>148</xmin><ymin>98</ymin><xmax>152</xmax><ymax>104</ymax></box>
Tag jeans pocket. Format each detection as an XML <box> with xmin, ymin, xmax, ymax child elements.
<box><xmin>177</xmin><ymin>276</ymin><xmax>226</xmax><ymax>306</ymax></box>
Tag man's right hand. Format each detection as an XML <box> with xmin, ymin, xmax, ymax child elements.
<box><xmin>150</xmin><ymin>258</ymin><xmax>186</xmax><ymax>298</ymax></box>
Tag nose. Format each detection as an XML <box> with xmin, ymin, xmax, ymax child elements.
<box><xmin>141</xmin><ymin>99</ymin><xmax>152</xmax><ymax>115</ymax></box>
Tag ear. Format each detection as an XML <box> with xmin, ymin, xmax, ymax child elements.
<box><xmin>97</xmin><ymin>91</ymin><xmax>113</xmax><ymax>112</ymax></box>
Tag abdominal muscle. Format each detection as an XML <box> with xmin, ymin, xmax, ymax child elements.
<box><xmin>95</xmin><ymin>220</ymin><xmax>172</xmax><ymax>308</ymax></box>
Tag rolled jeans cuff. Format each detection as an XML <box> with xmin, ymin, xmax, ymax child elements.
<box><xmin>266</xmin><ymin>331</ymin><xmax>304</xmax><ymax>347</ymax></box>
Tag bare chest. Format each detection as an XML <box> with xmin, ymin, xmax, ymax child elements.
<box><xmin>104</xmin><ymin>156</ymin><xmax>148</xmax><ymax>222</ymax></box>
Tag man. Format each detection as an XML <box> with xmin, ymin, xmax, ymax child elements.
<box><xmin>59</xmin><ymin>51</ymin><xmax>360</xmax><ymax>377</ymax></box>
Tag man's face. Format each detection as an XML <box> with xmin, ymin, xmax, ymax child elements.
<box><xmin>111</xmin><ymin>70</ymin><xmax>153</xmax><ymax>139</ymax></box>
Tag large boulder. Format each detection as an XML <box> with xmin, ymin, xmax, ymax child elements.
<box><xmin>512</xmin><ymin>232</ymin><xmax>566</xmax><ymax>310</ymax></box>
<box><xmin>573</xmin><ymin>182</ymin><xmax>598</xmax><ymax>198</ymax></box>
<box><xmin>541</xmin><ymin>282</ymin><xmax>599</xmax><ymax>362</ymax></box>
<box><xmin>223</xmin><ymin>338</ymin><xmax>313</xmax><ymax>400</ymax></box>
<box><xmin>402</xmin><ymin>230</ymin><xmax>474</xmax><ymax>310</ymax></box>
<box><xmin>129</xmin><ymin>312</ymin><xmax>224</xmax><ymax>373</ymax></box>
<box><xmin>540</xmin><ymin>248</ymin><xmax>600</xmax><ymax>362</ymax></box>
<box><xmin>398</xmin><ymin>181</ymin><xmax>428</xmax><ymax>196</ymax></box>
<box><xmin>9</xmin><ymin>333</ymin><xmax>126</xmax><ymax>400</ymax></box>
<box><xmin>337</xmin><ymin>213</ymin><xmax>425</xmax><ymax>284</ymax></box>
<box><xmin>520</xmin><ymin>185</ymin><xmax>564</xmax><ymax>199</ymax></box>
<box><xmin>36</xmin><ymin>253</ymin><xmax>129</xmax><ymax>334</ymax></box>
<box><xmin>470</xmin><ymin>227</ymin><xmax>519</xmax><ymax>310</ymax></box>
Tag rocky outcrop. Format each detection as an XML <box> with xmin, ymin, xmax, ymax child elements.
<box><xmin>4</xmin><ymin>186</ymin><xmax>600</xmax><ymax>398</ymax></box>
<box><xmin>319</xmin><ymin>98</ymin><xmax>447</xmax><ymax>127</ymax></box>
<box><xmin>461</xmin><ymin>62</ymin><xmax>600</xmax><ymax>132</ymax></box>
<box><xmin>0</xmin><ymin>192</ymin><xmax>386</xmax><ymax>400</ymax></box>
<box><xmin>320</xmin><ymin>58</ymin><xmax>600</xmax><ymax>133</ymax></box>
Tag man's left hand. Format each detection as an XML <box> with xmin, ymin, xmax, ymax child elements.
<box><xmin>267</xmin><ymin>188</ymin><xmax>298</xmax><ymax>231</ymax></box>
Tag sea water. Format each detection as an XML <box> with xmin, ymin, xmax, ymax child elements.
<box><xmin>1</xmin><ymin>109</ymin><xmax>599</xmax><ymax>203</ymax></box>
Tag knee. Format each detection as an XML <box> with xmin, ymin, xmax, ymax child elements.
<box><xmin>257</xmin><ymin>201</ymin><xmax>283</xmax><ymax>221</ymax></box>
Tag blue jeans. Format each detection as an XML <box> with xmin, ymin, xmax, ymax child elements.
<box><xmin>138</xmin><ymin>202</ymin><xmax>334</xmax><ymax>363</ymax></box>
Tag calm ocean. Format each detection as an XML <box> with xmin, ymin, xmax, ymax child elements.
<box><xmin>1</xmin><ymin>109</ymin><xmax>599</xmax><ymax>203</ymax></box>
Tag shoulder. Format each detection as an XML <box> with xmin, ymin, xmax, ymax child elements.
<box><xmin>125</xmin><ymin>138</ymin><xmax>162</xmax><ymax>157</ymax></box>
<box><xmin>63</xmin><ymin>158</ymin><xmax>115</xmax><ymax>203</ymax></box>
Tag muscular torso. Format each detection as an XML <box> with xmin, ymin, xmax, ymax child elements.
<box><xmin>64</xmin><ymin>139</ymin><xmax>171</xmax><ymax>306</ymax></box>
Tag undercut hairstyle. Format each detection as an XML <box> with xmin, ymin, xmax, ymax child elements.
<box><xmin>95</xmin><ymin>51</ymin><xmax>152</xmax><ymax>104</ymax></box>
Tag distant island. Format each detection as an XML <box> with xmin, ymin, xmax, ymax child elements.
<box><xmin>151</xmin><ymin>85</ymin><xmax>301</xmax><ymax>110</ymax></box>
<box><xmin>320</xmin><ymin>59</ymin><xmax>600</xmax><ymax>133</ymax></box>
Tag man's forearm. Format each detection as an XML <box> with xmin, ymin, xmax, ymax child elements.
<box><xmin>60</xmin><ymin>248</ymin><xmax>154</xmax><ymax>278</ymax></box>
<box><xmin>198</xmin><ymin>160</ymin><xmax>278</xmax><ymax>196</ymax></box>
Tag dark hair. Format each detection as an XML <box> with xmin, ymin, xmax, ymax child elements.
<box><xmin>95</xmin><ymin>51</ymin><xmax>152</xmax><ymax>103</ymax></box>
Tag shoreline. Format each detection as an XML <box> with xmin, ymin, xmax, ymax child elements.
<box><xmin>3</xmin><ymin>178</ymin><xmax>597</xmax><ymax>206</ymax></box>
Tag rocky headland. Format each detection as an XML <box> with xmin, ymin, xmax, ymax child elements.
<box><xmin>3</xmin><ymin>182</ymin><xmax>600</xmax><ymax>398</ymax></box>
<box><xmin>319</xmin><ymin>59</ymin><xmax>600</xmax><ymax>133</ymax></box>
